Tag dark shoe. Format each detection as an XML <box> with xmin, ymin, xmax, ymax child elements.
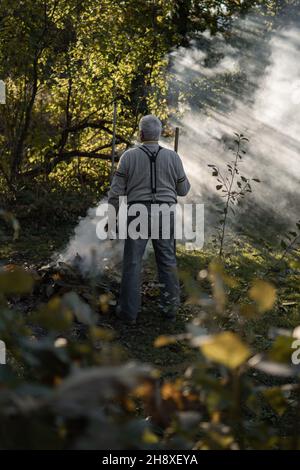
<box><xmin>115</xmin><ymin>309</ymin><xmax>137</xmax><ymax>325</ymax></box>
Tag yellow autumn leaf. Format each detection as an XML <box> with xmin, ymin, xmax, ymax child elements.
<box><xmin>143</xmin><ymin>429</ymin><xmax>159</xmax><ymax>444</ymax></box>
<box><xmin>89</xmin><ymin>326</ymin><xmax>114</xmax><ymax>341</ymax></box>
<box><xmin>200</xmin><ymin>331</ymin><xmax>251</xmax><ymax>369</ymax></box>
<box><xmin>249</xmin><ymin>280</ymin><xmax>276</xmax><ymax>312</ymax></box>
<box><xmin>154</xmin><ymin>335</ymin><xmax>175</xmax><ymax>348</ymax></box>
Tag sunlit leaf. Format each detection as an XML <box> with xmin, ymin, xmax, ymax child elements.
<box><xmin>248</xmin><ymin>280</ymin><xmax>276</xmax><ymax>312</ymax></box>
<box><xmin>89</xmin><ymin>326</ymin><xmax>115</xmax><ymax>341</ymax></box>
<box><xmin>154</xmin><ymin>335</ymin><xmax>176</xmax><ymax>348</ymax></box>
<box><xmin>142</xmin><ymin>429</ymin><xmax>159</xmax><ymax>444</ymax></box>
<box><xmin>200</xmin><ymin>331</ymin><xmax>251</xmax><ymax>369</ymax></box>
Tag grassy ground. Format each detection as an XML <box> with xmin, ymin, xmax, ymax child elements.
<box><xmin>1</xmin><ymin>201</ymin><xmax>300</xmax><ymax>447</ymax></box>
<box><xmin>1</xmin><ymin>209</ymin><xmax>299</xmax><ymax>381</ymax></box>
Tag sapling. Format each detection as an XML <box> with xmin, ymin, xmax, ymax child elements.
<box><xmin>208</xmin><ymin>133</ymin><xmax>260</xmax><ymax>257</ymax></box>
<box><xmin>272</xmin><ymin>220</ymin><xmax>300</xmax><ymax>270</ymax></box>
<box><xmin>277</xmin><ymin>219</ymin><xmax>300</xmax><ymax>266</ymax></box>
<box><xmin>264</xmin><ymin>219</ymin><xmax>300</xmax><ymax>274</ymax></box>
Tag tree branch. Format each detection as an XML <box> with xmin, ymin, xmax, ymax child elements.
<box><xmin>66</xmin><ymin>120</ymin><xmax>131</xmax><ymax>146</ymax></box>
<box><xmin>20</xmin><ymin>149</ymin><xmax>120</xmax><ymax>178</ymax></box>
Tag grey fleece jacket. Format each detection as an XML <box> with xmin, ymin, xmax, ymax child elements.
<box><xmin>108</xmin><ymin>143</ymin><xmax>190</xmax><ymax>210</ymax></box>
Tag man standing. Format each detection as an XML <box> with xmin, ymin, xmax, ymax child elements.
<box><xmin>108</xmin><ymin>115</ymin><xmax>190</xmax><ymax>324</ymax></box>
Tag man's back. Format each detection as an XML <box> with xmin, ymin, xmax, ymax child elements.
<box><xmin>108</xmin><ymin>143</ymin><xmax>190</xmax><ymax>206</ymax></box>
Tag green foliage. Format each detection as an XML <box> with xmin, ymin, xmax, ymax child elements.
<box><xmin>0</xmin><ymin>0</ymin><xmax>261</xmax><ymax>191</ymax></box>
<box><xmin>0</xmin><ymin>0</ymin><xmax>175</xmax><ymax>186</ymax></box>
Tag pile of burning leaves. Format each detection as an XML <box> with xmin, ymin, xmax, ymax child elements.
<box><xmin>6</xmin><ymin>260</ymin><xmax>119</xmax><ymax>329</ymax></box>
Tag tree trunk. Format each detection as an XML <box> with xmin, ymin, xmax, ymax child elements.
<box><xmin>10</xmin><ymin>55</ymin><xmax>39</xmax><ymax>180</ymax></box>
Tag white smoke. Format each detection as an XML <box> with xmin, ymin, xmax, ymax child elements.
<box><xmin>57</xmin><ymin>200</ymin><xmax>124</xmax><ymax>276</ymax></box>
<box><xmin>169</xmin><ymin>14</ymin><xmax>300</xmax><ymax>236</ymax></box>
<box><xmin>59</xmin><ymin>10</ymin><xmax>300</xmax><ymax>274</ymax></box>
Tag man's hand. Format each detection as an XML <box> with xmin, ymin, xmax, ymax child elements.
<box><xmin>104</xmin><ymin>220</ymin><xmax>118</xmax><ymax>240</ymax></box>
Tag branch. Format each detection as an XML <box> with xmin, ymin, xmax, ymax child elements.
<box><xmin>66</xmin><ymin>120</ymin><xmax>131</xmax><ymax>146</ymax></box>
<box><xmin>20</xmin><ymin>149</ymin><xmax>120</xmax><ymax>178</ymax></box>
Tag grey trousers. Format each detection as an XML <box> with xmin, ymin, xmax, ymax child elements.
<box><xmin>119</xmin><ymin>209</ymin><xmax>180</xmax><ymax>321</ymax></box>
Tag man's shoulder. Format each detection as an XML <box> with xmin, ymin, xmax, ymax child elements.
<box><xmin>159</xmin><ymin>146</ymin><xmax>180</xmax><ymax>161</ymax></box>
<box><xmin>121</xmin><ymin>146</ymin><xmax>141</xmax><ymax>159</ymax></box>
<box><xmin>164</xmin><ymin>147</ymin><xmax>178</xmax><ymax>156</ymax></box>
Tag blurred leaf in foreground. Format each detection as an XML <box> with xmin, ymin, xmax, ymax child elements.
<box><xmin>200</xmin><ymin>331</ymin><xmax>251</xmax><ymax>369</ymax></box>
<box><xmin>249</xmin><ymin>279</ymin><xmax>276</xmax><ymax>312</ymax></box>
<box><xmin>268</xmin><ymin>336</ymin><xmax>295</xmax><ymax>364</ymax></box>
<box><xmin>0</xmin><ymin>266</ymin><xmax>33</xmax><ymax>295</ymax></box>
<box><xmin>154</xmin><ymin>335</ymin><xmax>176</xmax><ymax>348</ymax></box>
<box><xmin>263</xmin><ymin>387</ymin><xmax>288</xmax><ymax>416</ymax></box>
